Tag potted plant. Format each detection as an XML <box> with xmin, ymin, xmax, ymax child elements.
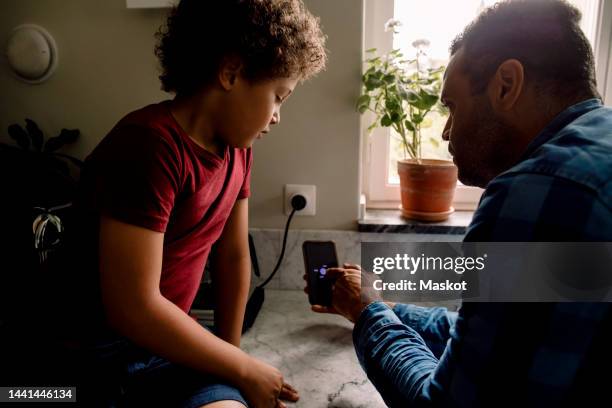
<box><xmin>358</xmin><ymin>34</ymin><xmax>458</xmax><ymax>221</ymax></box>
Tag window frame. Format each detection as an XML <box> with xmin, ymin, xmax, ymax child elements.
<box><xmin>593</xmin><ymin>0</ymin><xmax>612</xmax><ymax>103</ymax></box>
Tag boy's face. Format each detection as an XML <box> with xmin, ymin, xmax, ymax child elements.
<box><xmin>219</xmin><ymin>75</ymin><xmax>299</xmax><ymax>148</ymax></box>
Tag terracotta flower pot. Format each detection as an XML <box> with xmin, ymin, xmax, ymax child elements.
<box><xmin>397</xmin><ymin>159</ymin><xmax>458</xmax><ymax>221</ymax></box>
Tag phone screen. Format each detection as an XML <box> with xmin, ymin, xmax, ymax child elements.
<box><xmin>302</xmin><ymin>241</ymin><xmax>338</xmax><ymax>306</ymax></box>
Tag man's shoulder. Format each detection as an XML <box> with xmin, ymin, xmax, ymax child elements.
<box><xmin>468</xmin><ymin>170</ymin><xmax>611</xmax><ymax>241</ymax></box>
<box><xmin>507</xmin><ymin>106</ymin><xmax>612</xmax><ymax>196</ymax></box>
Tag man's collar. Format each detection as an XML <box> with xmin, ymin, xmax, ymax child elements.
<box><xmin>519</xmin><ymin>98</ymin><xmax>603</xmax><ymax>161</ymax></box>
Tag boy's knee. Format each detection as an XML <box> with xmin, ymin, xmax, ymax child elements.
<box><xmin>198</xmin><ymin>400</ymin><xmax>247</xmax><ymax>408</ymax></box>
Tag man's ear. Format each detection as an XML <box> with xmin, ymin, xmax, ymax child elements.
<box><xmin>488</xmin><ymin>59</ymin><xmax>524</xmax><ymax>112</ymax></box>
<box><xmin>218</xmin><ymin>56</ymin><xmax>243</xmax><ymax>91</ymax></box>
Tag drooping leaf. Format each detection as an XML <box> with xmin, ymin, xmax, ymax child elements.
<box><xmin>404</xmin><ymin>90</ymin><xmax>420</xmax><ymax>105</ymax></box>
<box><xmin>357</xmin><ymin>94</ymin><xmax>371</xmax><ymax>111</ymax></box>
<box><xmin>383</xmin><ymin>73</ymin><xmax>395</xmax><ymax>84</ymax></box>
<box><xmin>43</xmin><ymin>128</ymin><xmax>79</xmax><ymax>152</ymax></box>
<box><xmin>8</xmin><ymin>124</ymin><xmax>30</xmax><ymax>150</ymax></box>
<box><xmin>58</xmin><ymin>128</ymin><xmax>80</xmax><ymax>144</ymax></box>
<box><xmin>397</xmin><ymin>84</ymin><xmax>409</xmax><ymax>101</ymax></box>
<box><xmin>44</xmin><ymin>136</ymin><xmax>63</xmax><ymax>152</ymax></box>
<box><xmin>380</xmin><ymin>115</ymin><xmax>392</xmax><ymax>127</ymax></box>
<box><xmin>365</xmin><ymin>76</ymin><xmax>383</xmax><ymax>91</ymax></box>
<box><xmin>385</xmin><ymin>97</ymin><xmax>400</xmax><ymax>112</ymax></box>
<box><xmin>25</xmin><ymin>119</ymin><xmax>44</xmax><ymax>152</ymax></box>
<box><xmin>418</xmin><ymin>89</ymin><xmax>439</xmax><ymax>109</ymax></box>
<box><xmin>412</xmin><ymin>113</ymin><xmax>424</xmax><ymax>124</ymax></box>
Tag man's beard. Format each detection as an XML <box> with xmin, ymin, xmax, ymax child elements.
<box><xmin>456</xmin><ymin>101</ymin><xmax>518</xmax><ymax>188</ymax></box>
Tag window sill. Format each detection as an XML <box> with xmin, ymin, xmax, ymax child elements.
<box><xmin>358</xmin><ymin>209</ymin><xmax>473</xmax><ymax>235</ymax></box>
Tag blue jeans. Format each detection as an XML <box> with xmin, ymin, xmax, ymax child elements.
<box><xmin>353</xmin><ymin>302</ymin><xmax>457</xmax><ymax>407</ymax></box>
<box><xmin>75</xmin><ymin>334</ymin><xmax>247</xmax><ymax>408</ymax></box>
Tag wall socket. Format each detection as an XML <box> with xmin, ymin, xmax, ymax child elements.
<box><xmin>284</xmin><ymin>184</ymin><xmax>316</xmax><ymax>216</ymax></box>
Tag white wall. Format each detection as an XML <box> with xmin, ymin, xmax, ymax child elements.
<box><xmin>0</xmin><ymin>0</ymin><xmax>364</xmax><ymax>230</ymax></box>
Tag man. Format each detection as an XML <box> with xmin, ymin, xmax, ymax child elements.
<box><xmin>309</xmin><ymin>0</ymin><xmax>612</xmax><ymax>406</ymax></box>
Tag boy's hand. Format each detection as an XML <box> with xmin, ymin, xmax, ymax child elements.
<box><xmin>279</xmin><ymin>382</ymin><xmax>299</xmax><ymax>406</ymax></box>
<box><xmin>303</xmin><ymin>263</ymin><xmax>383</xmax><ymax>323</ymax></box>
<box><xmin>239</xmin><ymin>356</ymin><xmax>298</xmax><ymax>408</ymax></box>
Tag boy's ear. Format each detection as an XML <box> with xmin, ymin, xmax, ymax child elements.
<box><xmin>218</xmin><ymin>55</ymin><xmax>243</xmax><ymax>91</ymax></box>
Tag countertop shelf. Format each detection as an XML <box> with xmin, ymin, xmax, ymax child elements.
<box><xmin>358</xmin><ymin>209</ymin><xmax>473</xmax><ymax>235</ymax></box>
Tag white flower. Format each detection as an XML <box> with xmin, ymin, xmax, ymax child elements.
<box><xmin>384</xmin><ymin>18</ymin><xmax>403</xmax><ymax>33</ymax></box>
<box><xmin>411</xmin><ymin>38</ymin><xmax>431</xmax><ymax>50</ymax></box>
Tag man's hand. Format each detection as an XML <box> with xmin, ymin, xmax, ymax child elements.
<box><xmin>303</xmin><ymin>263</ymin><xmax>384</xmax><ymax>323</ymax></box>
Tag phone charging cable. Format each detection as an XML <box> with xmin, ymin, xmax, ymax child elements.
<box><xmin>242</xmin><ymin>194</ymin><xmax>307</xmax><ymax>332</ymax></box>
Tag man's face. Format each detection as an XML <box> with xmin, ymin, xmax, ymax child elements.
<box><xmin>220</xmin><ymin>75</ymin><xmax>298</xmax><ymax>148</ymax></box>
<box><xmin>440</xmin><ymin>48</ymin><xmax>520</xmax><ymax>188</ymax></box>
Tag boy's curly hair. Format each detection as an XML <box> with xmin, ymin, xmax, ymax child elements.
<box><xmin>155</xmin><ymin>0</ymin><xmax>327</xmax><ymax>95</ymax></box>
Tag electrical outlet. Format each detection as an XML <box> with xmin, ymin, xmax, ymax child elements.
<box><xmin>284</xmin><ymin>184</ymin><xmax>316</xmax><ymax>216</ymax></box>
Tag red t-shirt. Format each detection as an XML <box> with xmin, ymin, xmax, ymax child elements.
<box><xmin>75</xmin><ymin>101</ymin><xmax>252</xmax><ymax>314</ymax></box>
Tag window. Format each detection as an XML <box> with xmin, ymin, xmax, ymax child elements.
<box><xmin>362</xmin><ymin>0</ymin><xmax>610</xmax><ymax>210</ymax></box>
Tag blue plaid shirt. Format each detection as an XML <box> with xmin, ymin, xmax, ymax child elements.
<box><xmin>354</xmin><ymin>99</ymin><xmax>612</xmax><ymax>407</ymax></box>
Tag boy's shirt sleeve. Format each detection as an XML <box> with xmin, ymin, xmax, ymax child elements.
<box><xmin>88</xmin><ymin>124</ymin><xmax>181</xmax><ymax>233</ymax></box>
<box><xmin>237</xmin><ymin>147</ymin><xmax>253</xmax><ymax>200</ymax></box>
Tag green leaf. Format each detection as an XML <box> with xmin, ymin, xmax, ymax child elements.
<box><xmin>7</xmin><ymin>124</ymin><xmax>30</xmax><ymax>150</ymax></box>
<box><xmin>419</xmin><ymin>89</ymin><xmax>439</xmax><ymax>109</ymax></box>
<box><xmin>408</xmin><ymin>90</ymin><xmax>439</xmax><ymax>111</ymax></box>
<box><xmin>385</xmin><ymin>97</ymin><xmax>400</xmax><ymax>111</ymax></box>
<box><xmin>25</xmin><ymin>119</ymin><xmax>44</xmax><ymax>152</ymax></box>
<box><xmin>365</xmin><ymin>76</ymin><xmax>383</xmax><ymax>91</ymax></box>
<box><xmin>356</xmin><ymin>94</ymin><xmax>371</xmax><ymax>113</ymax></box>
<box><xmin>381</xmin><ymin>115</ymin><xmax>393</xmax><ymax>127</ymax></box>
<box><xmin>366</xmin><ymin>48</ymin><xmax>377</xmax><ymax>53</ymax></box>
<box><xmin>397</xmin><ymin>85</ymin><xmax>409</xmax><ymax>101</ymax></box>
<box><xmin>383</xmin><ymin>74</ymin><xmax>395</xmax><ymax>84</ymax></box>
<box><xmin>429</xmin><ymin>137</ymin><xmax>440</xmax><ymax>148</ymax></box>
<box><xmin>404</xmin><ymin>121</ymin><xmax>415</xmax><ymax>132</ymax></box>
<box><xmin>404</xmin><ymin>90</ymin><xmax>420</xmax><ymax>104</ymax></box>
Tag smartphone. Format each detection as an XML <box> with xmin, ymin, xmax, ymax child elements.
<box><xmin>302</xmin><ymin>241</ymin><xmax>338</xmax><ymax>306</ymax></box>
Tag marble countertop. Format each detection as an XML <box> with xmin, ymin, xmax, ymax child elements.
<box><xmin>241</xmin><ymin>289</ymin><xmax>387</xmax><ymax>408</ymax></box>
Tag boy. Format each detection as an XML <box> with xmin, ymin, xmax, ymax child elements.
<box><xmin>67</xmin><ymin>1</ymin><xmax>327</xmax><ymax>407</ymax></box>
